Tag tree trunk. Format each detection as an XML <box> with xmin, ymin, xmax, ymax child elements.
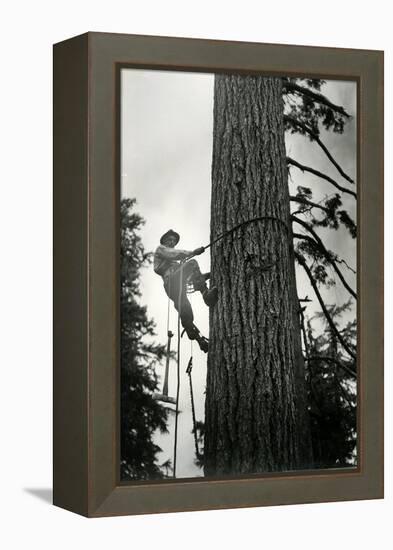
<box><xmin>204</xmin><ymin>74</ymin><xmax>311</xmax><ymax>476</ymax></box>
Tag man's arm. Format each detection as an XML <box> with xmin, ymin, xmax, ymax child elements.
<box><xmin>156</xmin><ymin>245</ymin><xmax>193</xmax><ymax>261</ymax></box>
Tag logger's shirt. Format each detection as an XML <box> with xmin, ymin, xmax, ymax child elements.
<box><xmin>153</xmin><ymin>245</ymin><xmax>192</xmax><ymax>278</ymax></box>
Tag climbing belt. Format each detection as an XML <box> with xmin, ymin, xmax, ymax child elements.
<box><xmin>168</xmin><ymin>215</ymin><xmax>288</xmax><ymax>282</ymax></box>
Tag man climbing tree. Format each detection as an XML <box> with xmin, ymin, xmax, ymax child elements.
<box><xmin>204</xmin><ymin>75</ymin><xmax>356</xmax><ymax>476</ymax></box>
<box><xmin>153</xmin><ymin>229</ymin><xmax>218</xmax><ymax>353</ymax></box>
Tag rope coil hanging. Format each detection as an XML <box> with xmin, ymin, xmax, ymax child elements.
<box><xmin>186</xmin><ymin>355</ymin><xmax>201</xmax><ymax>462</ymax></box>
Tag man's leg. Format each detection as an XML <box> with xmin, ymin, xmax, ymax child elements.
<box><xmin>182</xmin><ymin>259</ymin><xmax>207</xmax><ymax>291</ymax></box>
<box><xmin>183</xmin><ymin>259</ymin><xmax>218</xmax><ymax>307</ymax></box>
<box><xmin>164</xmin><ymin>268</ymin><xmax>209</xmax><ymax>352</ymax></box>
<box><xmin>176</xmin><ymin>292</ymin><xmax>194</xmax><ymax>331</ymax></box>
<box><xmin>164</xmin><ymin>272</ymin><xmax>194</xmax><ymax>329</ymax></box>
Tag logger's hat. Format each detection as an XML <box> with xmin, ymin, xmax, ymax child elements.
<box><xmin>160</xmin><ymin>229</ymin><xmax>180</xmax><ymax>245</ymax></box>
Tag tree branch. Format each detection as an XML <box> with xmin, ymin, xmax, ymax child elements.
<box><xmin>290</xmin><ymin>195</ymin><xmax>329</xmax><ymax>214</ymax></box>
<box><xmin>335</xmin><ymin>257</ymin><xmax>356</xmax><ymax>275</ymax></box>
<box><xmin>287</xmin><ymin>157</ymin><xmax>357</xmax><ymax>199</ymax></box>
<box><xmin>284</xmin><ymin>116</ymin><xmax>355</xmax><ymax>185</ymax></box>
<box><xmin>307</xmin><ymin>355</ymin><xmax>357</xmax><ymax>378</ymax></box>
<box><xmin>295</xmin><ymin>252</ymin><xmax>356</xmax><ymax>361</ymax></box>
<box><xmin>283</xmin><ymin>81</ymin><xmax>350</xmax><ymax>118</ymax></box>
<box><xmin>299</xmin><ymin>304</ymin><xmax>310</xmax><ymax>359</ymax></box>
<box><xmin>294</xmin><ymin>232</ymin><xmax>356</xmax><ymax>275</ymax></box>
<box><xmin>336</xmin><ymin>380</ymin><xmax>356</xmax><ymax>409</ymax></box>
<box><xmin>292</xmin><ymin>216</ymin><xmax>357</xmax><ymax>300</ymax></box>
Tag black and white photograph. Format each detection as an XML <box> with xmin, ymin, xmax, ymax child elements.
<box><xmin>120</xmin><ymin>68</ymin><xmax>357</xmax><ymax>481</ymax></box>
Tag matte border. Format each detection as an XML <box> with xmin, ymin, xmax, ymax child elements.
<box><xmin>53</xmin><ymin>32</ymin><xmax>383</xmax><ymax>517</ymax></box>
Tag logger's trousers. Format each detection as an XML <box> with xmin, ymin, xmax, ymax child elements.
<box><xmin>163</xmin><ymin>260</ymin><xmax>207</xmax><ymax>330</ymax></box>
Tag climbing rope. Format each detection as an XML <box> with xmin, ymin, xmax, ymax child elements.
<box><xmin>166</xmin><ymin>276</ymin><xmax>171</xmax><ymax>334</ymax></box>
<box><xmin>203</xmin><ymin>215</ymin><xmax>288</xmax><ymax>251</ymax></box>
<box><xmin>172</xmin><ymin>262</ymin><xmax>183</xmax><ymax>478</ymax></box>
<box><xmin>162</xmin><ymin>276</ymin><xmax>172</xmax><ymax>398</ymax></box>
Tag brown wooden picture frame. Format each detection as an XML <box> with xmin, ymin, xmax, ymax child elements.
<box><xmin>53</xmin><ymin>32</ymin><xmax>383</xmax><ymax>517</ymax></box>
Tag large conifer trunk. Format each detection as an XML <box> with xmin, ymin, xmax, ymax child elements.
<box><xmin>204</xmin><ymin>74</ymin><xmax>310</xmax><ymax>476</ymax></box>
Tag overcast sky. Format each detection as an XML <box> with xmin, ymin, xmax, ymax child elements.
<box><xmin>121</xmin><ymin>69</ymin><xmax>357</xmax><ymax>479</ymax></box>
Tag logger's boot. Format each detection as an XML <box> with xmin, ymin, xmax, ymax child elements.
<box><xmin>196</xmin><ymin>334</ymin><xmax>209</xmax><ymax>353</ymax></box>
<box><xmin>183</xmin><ymin>323</ymin><xmax>199</xmax><ymax>341</ymax></box>
<box><xmin>202</xmin><ymin>286</ymin><xmax>218</xmax><ymax>307</ymax></box>
<box><xmin>190</xmin><ymin>270</ymin><xmax>216</xmax><ymax>306</ymax></box>
<box><xmin>192</xmin><ymin>325</ymin><xmax>209</xmax><ymax>353</ymax></box>
<box><xmin>183</xmin><ymin>323</ymin><xmax>209</xmax><ymax>353</ymax></box>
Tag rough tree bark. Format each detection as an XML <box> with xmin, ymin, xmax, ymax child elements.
<box><xmin>204</xmin><ymin>75</ymin><xmax>312</xmax><ymax>476</ymax></box>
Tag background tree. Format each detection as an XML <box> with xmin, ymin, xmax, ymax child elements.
<box><xmin>304</xmin><ymin>302</ymin><xmax>357</xmax><ymax>467</ymax></box>
<box><xmin>120</xmin><ymin>198</ymin><xmax>169</xmax><ymax>481</ymax></box>
<box><xmin>286</xmin><ymin>78</ymin><xmax>357</xmax><ymax>467</ymax></box>
<box><xmin>204</xmin><ymin>75</ymin><xmax>356</xmax><ymax>476</ymax></box>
